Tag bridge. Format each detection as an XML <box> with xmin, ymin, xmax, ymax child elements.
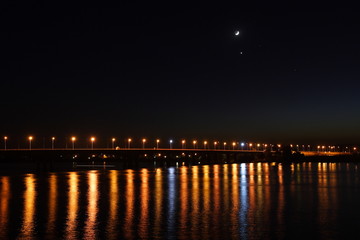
<box><xmin>0</xmin><ymin>148</ymin><xmax>354</xmax><ymax>171</ymax></box>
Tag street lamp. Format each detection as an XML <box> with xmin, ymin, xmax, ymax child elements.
<box><xmin>128</xmin><ymin>138</ymin><xmax>132</xmax><ymax>149</ymax></box>
<box><xmin>51</xmin><ymin>137</ymin><xmax>55</xmax><ymax>150</ymax></box>
<box><xmin>112</xmin><ymin>138</ymin><xmax>116</xmax><ymax>149</ymax></box>
<box><xmin>4</xmin><ymin>136</ymin><xmax>7</xmax><ymax>150</ymax></box>
<box><xmin>240</xmin><ymin>142</ymin><xmax>245</xmax><ymax>150</ymax></box>
<box><xmin>142</xmin><ymin>138</ymin><xmax>146</xmax><ymax>149</ymax></box>
<box><xmin>169</xmin><ymin>139</ymin><xmax>173</xmax><ymax>149</ymax></box>
<box><xmin>71</xmin><ymin>137</ymin><xmax>76</xmax><ymax>150</ymax></box>
<box><xmin>204</xmin><ymin>141</ymin><xmax>207</xmax><ymax>149</ymax></box>
<box><xmin>249</xmin><ymin>143</ymin><xmax>253</xmax><ymax>150</ymax></box>
<box><xmin>156</xmin><ymin>139</ymin><xmax>160</xmax><ymax>149</ymax></box>
<box><xmin>91</xmin><ymin>137</ymin><xmax>95</xmax><ymax>150</ymax></box>
<box><xmin>28</xmin><ymin>136</ymin><xmax>33</xmax><ymax>150</ymax></box>
<box><xmin>214</xmin><ymin>141</ymin><xmax>217</xmax><ymax>149</ymax></box>
<box><xmin>193</xmin><ymin>140</ymin><xmax>197</xmax><ymax>149</ymax></box>
<box><xmin>232</xmin><ymin>142</ymin><xmax>236</xmax><ymax>150</ymax></box>
<box><xmin>181</xmin><ymin>140</ymin><xmax>185</xmax><ymax>149</ymax></box>
<box><xmin>223</xmin><ymin>142</ymin><xmax>227</xmax><ymax>150</ymax></box>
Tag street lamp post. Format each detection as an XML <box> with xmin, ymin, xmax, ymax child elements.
<box><xmin>169</xmin><ymin>140</ymin><xmax>173</xmax><ymax>149</ymax></box>
<box><xmin>181</xmin><ymin>140</ymin><xmax>185</xmax><ymax>149</ymax></box>
<box><xmin>91</xmin><ymin>137</ymin><xmax>95</xmax><ymax>150</ymax></box>
<box><xmin>71</xmin><ymin>137</ymin><xmax>76</xmax><ymax>150</ymax></box>
<box><xmin>128</xmin><ymin>138</ymin><xmax>132</xmax><ymax>149</ymax></box>
<box><xmin>241</xmin><ymin>142</ymin><xmax>245</xmax><ymax>150</ymax></box>
<box><xmin>232</xmin><ymin>142</ymin><xmax>236</xmax><ymax>150</ymax></box>
<box><xmin>112</xmin><ymin>138</ymin><xmax>116</xmax><ymax>149</ymax></box>
<box><xmin>214</xmin><ymin>141</ymin><xmax>217</xmax><ymax>150</ymax></box>
<box><xmin>193</xmin><ymin>140</ymin><xmax>197</xmax><ymax>149</ymax></box>
<box><xmin>223</xmin><ymin>142</ymin><xmax>227</xmax><ymax>150</ymax></box>
<box><xmin>142</xmin><ymin>138</ymin><xmax>146</xmax><ymax>149</ymax></box>
<box><xmin>204</xmin><ymin>141</ymin><xmax>207</xmax><ymax>149</ymax></box>
<box><xmin>51</xmin><ymin>137</ymin><xmax>55</xmax><ymax>150</ymax></box>
<box><xmin>156</xmin><ymin>139</ymin><xmax>160</xmax><ymax>149</ymax></box>
<box><xmin>29</xmin><ymin>136</ymin><xmax>33</xmax><ymax>150</ymax></box>
<box><xmin>4</xmin><ymin>136</ymin><xmax>7</xmax><ymax>150</ymax></box>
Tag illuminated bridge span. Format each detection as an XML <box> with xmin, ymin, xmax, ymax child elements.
<box><xmin>0</xmin><ymin>148</ymin><xmax>355</xmax><ymax>172</ymax></box>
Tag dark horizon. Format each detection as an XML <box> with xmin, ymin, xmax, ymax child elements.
<box><xmin>2</xmin><ymin>4</ymin><xmax>360</xmax><ymax>144</ymax></box>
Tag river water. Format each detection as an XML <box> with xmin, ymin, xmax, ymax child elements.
<box><xmin>1</xmin><ymin>162</ymin><xmax>360</xmax><ymax>239</ymax></box>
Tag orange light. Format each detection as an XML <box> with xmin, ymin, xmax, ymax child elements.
<box><xmin>52</xmin><ymin>137</ymin><xmax>55</xmax><ymax>140</ymax></box>
<box><xmin>91</xmin><ymin>137</ymin><xmax>95</xmax><ymax>142</ymax></box>
<box><xmin>4</xmin><ymin>136</ymin><xmax>7</xmax><ymax>140</ymax></box>
<box><xmin>128</xmin><ymin>138</ymin><xmax>132</xmax><ymax>142</ymax></box>
<box><xmin>142</xmin><ymin>138</ymin><xmax>146</xmax><ymax>143</ymax></box>
<box><xmin>29</xmin><ymin>136</ymin><xmax>33</xmax><ymax>141</ymax></box>
<box><xmin>181</xmin><ymin>140</ymin><xmax>185</xmax><ymax>144</ymax></box>
<box><xmin>71</xmin><ymin>137</ymin><xmax>76</xmax><ymax>142</ymax></box>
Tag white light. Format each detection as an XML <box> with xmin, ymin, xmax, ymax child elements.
<box><xmin>235</xmin><ymin>30</ymin><xmax>240</xmax><ymax>36</ymax></box>
<box><xmin>241</xmin><ymin>142</ymin><xmax>245</xmax><ymax>147</ymax></box>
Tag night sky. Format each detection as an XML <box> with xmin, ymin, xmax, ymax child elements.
<box><xmin>1</xmin><ymin>3</ymin><xmax>360</xmax><ymax>146</ymax></box>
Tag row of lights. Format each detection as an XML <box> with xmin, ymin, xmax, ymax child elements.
<box><xmin>2</xmin><ymin>136</ymin><xmax>281</xmax><ymax>151</ymax></box>
<box><xmin>2</xmin><ymin>136</ymin><xmax>358</xmax><ymax>152</ymax></box>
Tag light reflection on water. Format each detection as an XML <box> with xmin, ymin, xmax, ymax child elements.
<box><xmin>66</xmin><ymin>171</ymin><xmax>79</xmax><ymax>239</ymax></box>
<box><xmin>0</xmin><ymin>176</ymin><xmax>10</xmax><ymax>237</ymax></box>
<box><xmin>19</xmin><ymin>174</ymin><xmax>36</xmax><ymax>240</ymax></box>
<box><xmin>1</xmin><ymin>162</ymin><xmax>360</xmax><ymax>239</ymax></box>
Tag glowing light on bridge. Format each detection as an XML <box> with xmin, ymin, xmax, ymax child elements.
<box><xmin>51</xmin><ymin>137</ymin><xmax>55</xmax><ymax>150</ymax></box>
<box><xmin>181</xmin><ymin>140</ymin><xmax>185</xmax><ymax>149</ymax></box>
<box><xmin>232</xmin><ymin>142</ymin><xmax>236</xmax><ymax>150</ymax></box>
<box><xmin>142</xmin><ymin>139</ymin><xmax>146</xmax><ymax>149</ymax></box>
<box><xmin>28</xmin><ymin>136</ymin><xmax>33</xmax><ymax>150</ymax></box>
<box><xmin>214</xmin><ymin>141</ymin><xmax>218</xmax><ymax>149</ymax></box>
<box><xmin>90</xmin><ymin>137</ymin><xmax>95</xmax><ymax>150</ymax></box>
<box><xmin>4</xmin><ymin>136</ymin><xmax>7</xmax><ymax>150</ymax></box>
<box><xmin>156</xmin><ymin>139</ymin><xmax>160</xmax><ymax>149</ymax></box>
<box><xmin>193</xmin><ymin>140</ymin><xmax>197</xmax><ymax>149</ymax></box>
<box><xmin>112</xmin><ymin>138</ymin><xmax>116</xmax><ymax>149</ymax></box>
<box><xmin>128</xmin><ymin>138</ymin><xmax>132</xmax><ymax>149</ymax></box>
<box><xmin>169</xmin><ymin>140</ymin><xmax>173</xmax><ymax>149</ymax></box>
<box><xmin>204</xmin><ymin>141</ymin><xmax>207</xmax><ymax>149</ymax></box>
<box><xmin>71</xmin><ymin>137</ymin><xmax>76</xmax><ymax>150</ymax></box>
<box><xmin>223</xmin><ymin>142</ymin><xmax>227</xmax><ymax>150</ymax></box>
